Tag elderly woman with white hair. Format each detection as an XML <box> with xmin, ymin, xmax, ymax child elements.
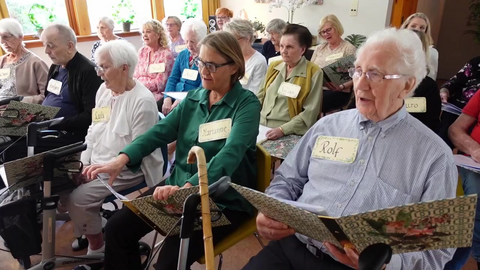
<box><xmin>90</xmin><ymin>17</ymin><xmax>122</xmax><ymax>64</ymax></box>
<box><xmin>224</xmin><ymin>19</ymin><xmax>267</xmax><ymax>94</ymax></box>
<box><xmin>261</xmin><ymin>18</ymin><xmax>286</xmax><ymax>62</ymax></box>
<box><xmin>66</xmin><ymin>40</ymin><xmax>164</xmax><ymax>265</ymax></box>
<box><xmin>0</xmin><ymin>18</ymin><xmax>48</xmax><ymax>103</ymax></box>
<box><xmin>243</xmin><ymin>28</ymin><xmax>456</xmax><ymax>270</ymax></box>
<box><xmin>164</xmin><ymin>16</ymin><xmax>185</xmax><ymax>59</ymax></box>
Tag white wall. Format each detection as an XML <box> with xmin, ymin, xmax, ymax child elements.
<box><xmin>28</xmin><ymin>36</ymin><xmax>144</xmax><ymax>66</ymax></box>
<box><xmin>221</xmin><ymin>0</ymin><xmax>394</xmax><ymax>37</ymax></box>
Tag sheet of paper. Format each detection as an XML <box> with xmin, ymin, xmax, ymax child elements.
<box><xmin>454</xmin><ymin>155</ymin><xmax>480</xmax><ymax>173</ymax></box>
<box><xmin>441</xmin><ymin>103</ymin><xmax>462</xmax><ymax>116</ymax></box>
<box><xmin>165</xmin><ymin>92</ymin><xmax>188</xmax><ymax>101</ymax></box>
<box><xmin>97</xmin><ymin>176</ymin><xmax>128</xmax><ymax>201</ymax></box>
<box><xmin>257</xmin><ymin>125</ymin><xmax>272</xmax><ymax>143</ymax></box>
<box><xmin>0</xmin><ymin>165</ymin><xmax>7</xmax><ymax>189</ymax></box>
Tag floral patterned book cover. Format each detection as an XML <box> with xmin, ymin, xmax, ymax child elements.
<box><xmin>231</xmin><ymin>183</ymin><xmax>477</xmax><ymax>254</ymax></box>
<box><xmin>121</xmin><ymin>186</ymin><xmax>231</xmax><ymax>236</ymax></box>
<box><xmin>0</xmin><ymin>101</ymin><xmax>60</xmax><ymax>136</ymax></box>
<box><xmin>323</xmin><ymin>54</ymin><xmax>356</xmax><ymax>86</ymax></box>
<box><xmin>260</xmin><ymin>135</ymin><xmax>302</xmax><ymax>160</ymax></box>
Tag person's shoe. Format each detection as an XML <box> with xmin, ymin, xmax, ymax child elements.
<box><xmin>71</xmin><ymin>235</ymin><xmax>88</xmax><ymax>251</ymax></box>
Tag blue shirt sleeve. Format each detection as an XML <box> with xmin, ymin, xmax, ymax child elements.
<box><xmin>165</xmin><ymin>50</ymin><xmax>187</xmax><ymax>93</ymax></box>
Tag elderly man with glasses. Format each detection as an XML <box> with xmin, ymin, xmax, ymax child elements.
<box><xmin>243</xmin><ymin>28</ymin><xmax>457</xmax><ymax>270</ymax></box>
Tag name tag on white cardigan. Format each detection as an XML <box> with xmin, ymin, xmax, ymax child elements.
<box><xmin>199</xmin><ymin>119</ymin><xmax>232</xmax><ymax>143</ymax></box>
<box><xmin>148</xmin><ymin>63</ymin><xmax>165</xmax><ymax>73</ymax></box>
<box><xmin>0</xmin><ymin>68</ymin><xmax>10</xmax><ymax>79</ymax></box>
<box><xmin>312</xmin><ymin>136</ymin><xmax>359</xmax><ymax>163</ymax></box>
<box><xmin>92</xmin><ymin>106</ymin><xmax>111</xmax><ymax>123</ymax></box>
<box><xmin>278</xmin><ymin>82</ymin><xmax>301</xmax><ymax>98</ymax></box>
<box><xmin>47</xmin><ymin>79</ymin><xmax>62</xmax><ymax>95</ymax></box>
<box><xmin>405</xmin><ymin>97</ymin><xmax>427</xmax><ymax>113</ymax></box>
<box><xmin>182</xmin><ymin>69</ymin><xmax>198</xmax><ymax>81</ymax></box>
<box><xmin>239</xmin><ymin>74</ymin><xmax>250</xmax><ymax>85</ymax></box>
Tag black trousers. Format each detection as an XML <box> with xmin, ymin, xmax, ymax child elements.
<box><xmin>438</xmin><ymin>111</ymin><xmax>459</xmax><ymax>149</ymax></box>
<box><xmin>242</xmin><ymin>235</ymin><xmax>353</xmax><ymax>270</ymax></box>
<box><xmin>322</xmin><ymin>91</ymin><xmax>352</xmax><ymax>113</ymax></box>
<box><xmin>104</xmin><ymin>186</ymin><xmax>251</xmax><ymax>270</ymax></box>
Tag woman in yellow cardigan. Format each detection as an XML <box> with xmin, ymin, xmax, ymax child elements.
<box><xmin>258</xmin><ymin>24</ymin><xmax>323</xmax><ymax>140</ymax></box>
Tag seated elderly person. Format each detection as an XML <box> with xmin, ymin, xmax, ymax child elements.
<box><xmin>215</xmin><ymin>7</ymin><xmax>233</xmax><ymax>31</ymax></box>
<box><xmin>243</xmin><ymin>28</ymin><xmax>456</xmax><ymax>270</ymax></box>
<box><xmin>65</xmin><ymin>40</ymin><xmax>164</xmax><ymax>265</ymax></box>
<box><xmin>311</xmin><ymin>14</ymin><xmax>356</xmax><ymax>114</ymax></box>
<box><xmin>258</xmin><ymin>24</ymin><xmax>323</xmax><ymax>140</ymax></box>
<box><xmin>90</xmin><ymin>17</ymin><xmax>122</xmax><ymax>64</ymax></box>
<box><xmin>164</xmin><ymin>16</ymin><xmax>185</xmax><ymax>60</ymax></box>
<box><xmin>134</xmin><ymin>19</ymin><xmax>174</xmax><ymax>109</ymax></box>
<box><xmin>224</xmin><ymin>19</ymin><xmax>267</xmax><ymax>94</ymax></box>
<box><xmin>0</xmin><ymin>18</ymin><xmax>48</xmax><ymax>103</ymax></box>
<box><xmin>261</xmin><ymin>19</ymin><xmax>286</xmax><ymax>63</ymax></box>
<box><xmin>438</xmin><ymin>56</ymin><xmax>480</xmax><ymax>148</ymax></box>
<box><xmin>83</xmin><ymin>31</ymin><xmax>261</xmax><ymax>270</ymax></box>
<box><xmin>162</xmin><ymin>18</ymin><xmax>207</xmax><ymax>115</ymax></box>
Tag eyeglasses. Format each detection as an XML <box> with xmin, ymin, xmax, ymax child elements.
<box><xmin>216</xmin><ymin>16</ymin><xmax>229</xmax><ymax>21</ymax></box>
<box><xmin>194</xmin><ymin>58</ymin><xmax>233</xmax><ymax>73</ymax></box>
<box><xmin>319</xmin><ymin>28</ymin><xmax>332</xmax><ymax>36</ymax></box>
<box><xmin>165</xmin><ymin>23</ymin><xmax>177</xmax><ymax>27</ymax></box>
<box><xmin>348</xmin><ymin>68</ymin><xmax>403</xmax><ymax>83</ymax></box>
<box><xmin>0</xmin><ymin>34</ymin><xmax>14</xmax><ymax>40</ymax></box>
<box><xmin>94</xmin><ymin>65</ymin><xmax>110</xmax><ymax>74</ymax></box>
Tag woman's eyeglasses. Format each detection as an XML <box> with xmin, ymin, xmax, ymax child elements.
<box><xmin>194</xmin><ymin>58</ymin><xmax>233</xmax><ymax>73</ymax></box>
<box><xmin>348</xmin><ymin>68</ymin><xmax>403</xmax><ymax>83</ymax></box>
<box><xmin>319</xmin><ymin>28</ymin><xmax>333</xmax><ymax>36</ymax></box>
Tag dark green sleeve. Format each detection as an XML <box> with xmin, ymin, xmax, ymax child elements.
<box><xmin>186</xmin><ymin>96</ymin><xmax>261</xmax><ymax>185</ymax></box>
<box><xmin>121</xmin><ymin>99</ymin><xmax>183</xmax><ymax>171</ymax></box>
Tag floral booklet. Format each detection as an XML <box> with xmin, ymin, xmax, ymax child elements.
<box><xmin>231</xmin><ymin>183</ymin><xmax>477</xmax><ymax>254</ymax></box>
<box><xmin>101</xmin><ymin>182</ymin><xmax>231</xmax><ymax>236</ymax></box>
<box><xmin>0</xmin><ymin>101</ymin><xmax>60</xmax><ymax>136</ymax></box>
<box><xmin>322</xmin><ymin>54</ymin><xmax>356</xmax><ymax>87</ymax></box>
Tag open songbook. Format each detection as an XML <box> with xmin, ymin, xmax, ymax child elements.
<box><xmin>441</xmin><ymin>102</ymin><xmax>462</xmax><ymax>116</ymax></box>
<box><xmin>99</xmin><ymin>178</ymin><xmax>231</xmax><ymax>235</ymax></box>
<box><xmin>231</xmin><ymin>183</ymin><xmax>477</xmax><ymax>254</ymax></box>
<box><xmin>322</xmin><ymin>54</ymin><xmax>356</xmax><ymax>87</ymax></box>
<box><xmin>454</xmin><ymin>154</ymin><xmax>480</xmax><ymax>173</ymax></box>
<box><xmin>0</xmin><ymin>101</ymin><xmax>60</xmax><ymax>136</ymax></box>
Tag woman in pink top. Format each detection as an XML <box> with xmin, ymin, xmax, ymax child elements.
<box><xmin>134</xmin><ymin>19</ymin><xmax>174</xmax><ymax>109</ymax></box>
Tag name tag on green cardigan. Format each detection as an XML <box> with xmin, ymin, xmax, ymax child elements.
<box><xmin>405</xmin><ymin>97</ymin><xmax>427</xmax><ymax>113</ymax></box>
<box><xmin>278</xmin><ymin>82</ymin><xmax>301</xmax><ymax>98</ymax></box>
<box><xmin>199</xmin><ymin>119</ymin><xmax>232</xmax><ymax>143</ymax></box>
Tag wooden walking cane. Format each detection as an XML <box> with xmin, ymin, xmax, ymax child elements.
<box><xmin>187</xmin><ymin>146</ymin><xmax>214</xmax><ymax>270</ymax></box>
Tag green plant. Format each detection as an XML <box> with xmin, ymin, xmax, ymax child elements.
<box><xmin>345</xmin><ymin>34</ymin><xmax>366</xmax><ymax>48</ymax></box>
<box><xmin>251</xmin><ymin>17</ymin><xmax>265</xmax><ymax>33</ymax></box>
<box><xmin>27</xmin><ymin>3</ymin><xmax>57</xmax><ymax>31</ymax></box>
<box><xmin>467</xmin><ymin>0</ymin><xmax>480</xmax><ymax>44</ymax></box>
<box><xmin>181</xmin><ymin>0</ymin><xmax>198</xmax><ymax>19</ymax></box>
<box><xmin>112</xmin><ymin>0</ymin><xmax>135</xmax><ymax>24</ymax></box>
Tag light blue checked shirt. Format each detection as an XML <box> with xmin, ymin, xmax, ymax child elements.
<box><xmin>266</xmin><ymin>106</ymin><xmax>457</xmax><ymax>270</ymax></box>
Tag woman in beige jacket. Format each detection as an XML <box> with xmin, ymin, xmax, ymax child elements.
<box><xmin>0</xmin><ymin>18</ymin><xmax>48</xmax><ymax>104</ymax></box>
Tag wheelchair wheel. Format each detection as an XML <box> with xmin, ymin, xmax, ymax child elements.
<box><xmin>139</xmin><ymin>241</ymin><xmax>152</xmax><ymax>269</ymax></box>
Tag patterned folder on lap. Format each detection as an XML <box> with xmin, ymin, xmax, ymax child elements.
<box><xmin>231</xmin><ymin>183</ymin><xmax>477</xmax><ymax>254</ymax></box>
<box><xmin>322</xmin><ymin>54</ymin><xmax>356</xmax><ymax>86</ymax></box>
<box><xmin>0</xmin><ymin>101</ymin><xmax>60</xmax><ymax>136</ymax></box>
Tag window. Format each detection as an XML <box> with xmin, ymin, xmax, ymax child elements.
<box><xmin>164</xmin><ymin>0</ymin><xmax>202</xmax><ymax>22</ymax></box>
<box><xmin>5</xmin><ymin>0</ymin><xmax>70</xmax><ymax>35</ymax></box>
<box><xmin>86</xmin><ymin>0</ymin><xmax>153</xmax><ymax>33</ymax></box>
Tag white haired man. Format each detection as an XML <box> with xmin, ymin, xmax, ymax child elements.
<box><xmin>242</xmin><ymin>28</ymin><xmax>457</xmax><ymax>270</ymax></box>
<box><xmin>67</xmin><ymin>40</ymin><xmax>164</xmax><ymax>270</ymax></box>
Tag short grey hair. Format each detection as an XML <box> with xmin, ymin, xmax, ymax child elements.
<box><xmin>180</xmin><ymin>18</ymin><xmax>207</xmax><ymax>42</ymax></box>
<box><xmin>95</xmin><ymin>40</ymin><xmax>138</xmax><ymax>78</ymax></box>
<box><xmin>98</xmin><ymin>17</ymin><xmax>115</xmax><ymax>30</ymax></box>
<box><xmin>224</xmin><ymin>19</ymin><xmax>255</xmax><ymax>44</ymax></box>
<box><xmin>356</xmin><ymin>28</ymin><xmax>426</xmax><ymax>95</ymax></box>
<box><xmin>0</xmin><ymin>18</ymin><xmax>23</xmax><ymax>37</ymax></box>
<box><xmin>266</xmin><ymin>19</ymin><xmax>286</xmax><ymax>34</ymax></box>
<box><xmin>43</xmin><ymin>23</ymin><xmax>77</xmax><ymax>46</ymax></box>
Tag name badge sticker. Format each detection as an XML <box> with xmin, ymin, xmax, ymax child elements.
<box><xmin>199</xmin><ymin>119</ymin><xmax>232</xmax><ymax>143</ymax></box>
<box><xmin>278</xmin><ymin>82</ymin><xmax>301</xmax><ymax>98</ymax></box>
<box><xmin>148</xmin><ymin>63</ymin><xmax>166</xmax><ymax>73</ymax></box>
<box><xmin>312</xmin><ymin>136</ymin><xmax>359</xmax><ymax>163</ymax></box>
<box><xmin>92</xmin><ymin>106</ymin><xmax>111</xmax><ymax>123</ymax></box>
<box><xmin>47</xmin><ymin>79</ymin><xmax>62</xmax><ymax>95</ymax></box>
<box><xmin>182</xmin><ymin>69</ymin><xmax>199</xmax><ymax>81</ymax></box>
<box><xmin>325</xmin><ymin>53</ymin><xmax>344</xmax><ymax>62</ymax></box>
<box><xmin>175</xmin><ymin>45</ymin><xmax>187</xmax><ymax>53</ymax></box>
<box><xmin>0</xmin><ymin>68</ymin><xmax>10</xmax><ymax>80</ymax></box>
<box><xmin>405</xmin><ymin>97</ymin><xmax>427</xmax><ymax>113</ymax></box>
<box><xmin>239</xmin><ymin>74</ymin><xmax>250</xmax><ymax>85</ymax></box>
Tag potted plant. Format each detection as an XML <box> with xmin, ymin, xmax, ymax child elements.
<box><xmin>251</xmin><ymin>17</ymin><xmax>265</xmax><ymax>41</ymax></box>
<box><xmin>27</xmin><ymin>3</ymin><xmax>57</xmax><ymax>37</ymax></box>
<box><xmin>181</xmin><ymin>0</ymin><xmax>199</xmax><ymax>19</ymax></box>
<box><xmin>112</xmin><ymin>0</ymin><xmax>135</xmax><ymax>32</ymax></box>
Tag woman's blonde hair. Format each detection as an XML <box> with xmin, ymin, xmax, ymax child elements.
<box><xmin>199</xmin><ymin>31</ymin><xmax>245</xmax><ymax>85</ymax></box>
<box><xmin>318</xmin><ymin>14</ymin><xmax>344</xmax><ymax>38</ymax></box>
<box><xmin>142</xmin><ymin>19</ymin><xmax>169</xmax><ymax>49</ymax></box>
<box><xmin>412</xmin><ymin>30</ymin><xmax>430</xmax><ymax>73</ymax></box>
<box><xmin>401</xmin><ymin>12</ymin><xmax>434</xmax><ymax>46</ymax></box>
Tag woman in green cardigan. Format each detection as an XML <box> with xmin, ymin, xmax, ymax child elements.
<box><xmin>82</xmin><ymin>31</ymin><xmax>261</xmax><ymax>270</ymax></box>
<box><xmin>258</xmin><ymin>24</ymin><xmax>323</xmax><ymax>140</ymax></box>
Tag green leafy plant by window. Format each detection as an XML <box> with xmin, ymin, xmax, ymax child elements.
<box><xmin>27</xmin><ymin>3</ymin><xmax>57</xmax><ymax>31</ymax></box>
<box><xmin>112</xmin><ymin>0</ymin><xmax>135</xmax><ymax>24</ymax></box>
<box><xmin>181</xmin><ymin>0</ymin><xmax>199</xmax><ymax>19</ymax></box>
<box><xmin>251</xmin><ymin>17</ymin><xmax>265</xmax><ymax>33</ymax></box>
<box><xmin>467</xmin><ymin>0</ymin><xmax>480</xmax><ymax>44</ymax></box>
<box><xmin>345</xmin><ymin>34</ymin><xmax>367</xmax><ymax>48</ymax></box>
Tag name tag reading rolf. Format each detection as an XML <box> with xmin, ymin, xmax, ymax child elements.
<box><xmin>313</xmin><ymin>136</ymin><xmax>359</xmax><ymax>163</ymax></box>
<box><xmin>182</xmin><ymin>69</ymin><xmax>198</xmax><ymax>81</ymax></box>
<box><xmin>278</xmin><ymin>82</ymin><xmax>301</xmax><ymax>98</ymax></box>
<box><xmin>92</xmin><ymin>106</ymin><xmax>111</xmax><ymax>123</ymax></box>
<box><xmin>405</xmin><ymin>97</ymin><xmax>427</xmax><ymax>113</ymax></box>
<box><xmin>148</xmin><ymin>63</ymin><xmax>166</xmax><ymax>74</ymax></box>
<box><xmin>47</xmin><ymin>79</ymin><xmax>62</xmax><ymax>95</ymax></box>
<box><xmin>199</xmin><ymin>119</ymin><xmax>232</xmax><ymax>143</ymax></box>
<box><xmin>0</xmin><ymin>68</ymin><xmax>10</xmax><ymax>79</ymax></box>
<box><xmin>175</xmin><ymin>45</ymin><xmax>187</xmax><ymax>53</ymax></box>
<box><xmin>325</xmin><ymin>53</ymin><xmax>344</xmax><ymax>62</ymax></box>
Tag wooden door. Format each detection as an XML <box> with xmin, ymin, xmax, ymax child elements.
<box><xmin>390</xmin><ymin>0</ymin><xmax>419</xmax><ymax>27</ymax></box>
